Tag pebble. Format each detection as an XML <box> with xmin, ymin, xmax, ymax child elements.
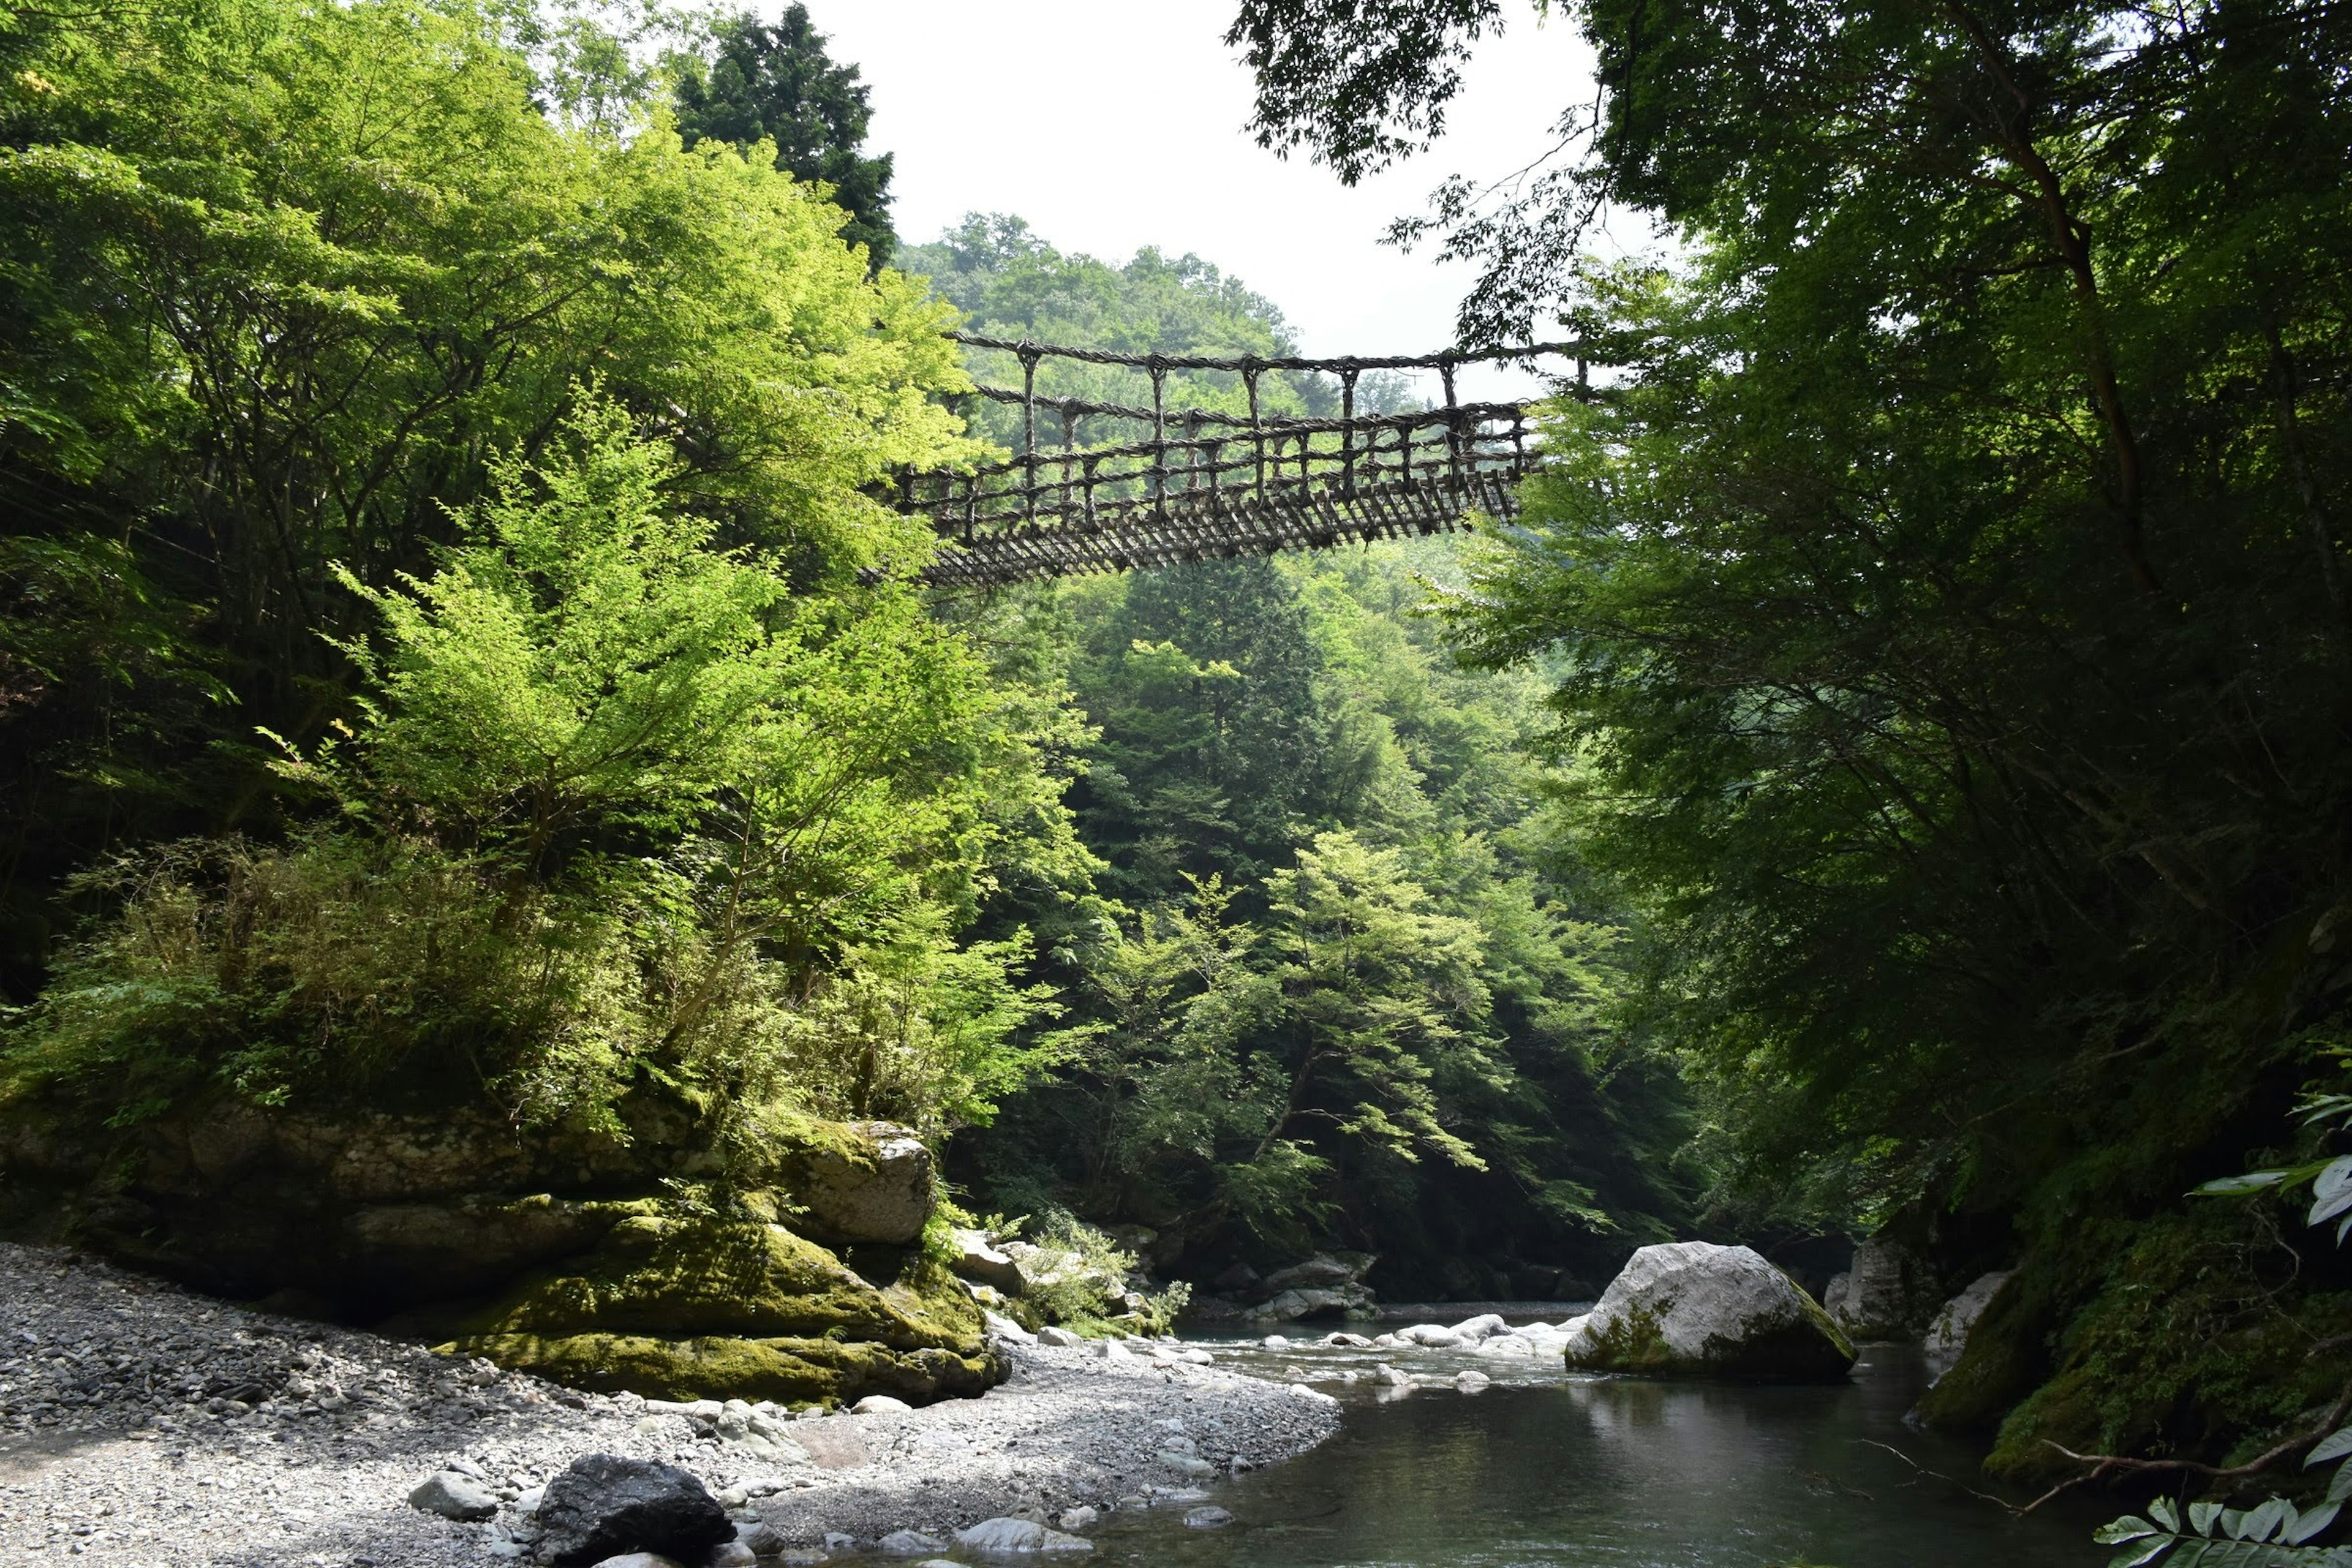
<box><xmin>1184</xmin><ymin>1506</ymin><xmax>1235</xmax><ymax>1528</ymax></box>
<box><xmin>0</xmin><ymin>1242</ymin><xmax>1341</xmax><ymax>1563</ymax></box>
<box><xmin>408</xmin><ymin>1469</ymin><xmax>499</xmax><ymax>1521</ymax></box>
<box><xmin>851</xmin><ymin>1395</ymin><xmax>913</xmax><ymax>1415</ymax></box>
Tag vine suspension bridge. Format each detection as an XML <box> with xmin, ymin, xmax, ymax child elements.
<box><xmin>883</xmin><ymin>333</ymin><xmax>1589</xmax><ymax>587</ymax></box>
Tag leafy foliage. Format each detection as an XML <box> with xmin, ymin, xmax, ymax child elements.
<box><xmin>673</xmin><ymin>5</ymin><xmax>897</xmax><ymax>266</ymax></box>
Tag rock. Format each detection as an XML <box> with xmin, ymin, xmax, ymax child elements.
<box><xmin>1564</xmin><ymin>1241</ymin><xmax>1855</xmax><ymax>1382</ymax></box>
<box><xmin>710</xmin><ymin>1548</ymin><xmax>758</xmax><ymax>1568</ymax></box>
<box><xmin>824</xmin><ymin>1534</ymin><xmax>861</xmax><ymax>1551</ymax></box>
<box><xmin>1036</xmin><ymin>1325</ymin><xmax>1084</xmax><ymax>1348</ymax></box>
<box><xmin>1183</xmin><ymin>1506</ymin><xmax>1235</xmax><ymax>1528</ymax></box>
<box><xmin>851</xmin><ymin>1394</ymin><xmax>911</xmax><ymax>1414</ymax></box>
<box><xmin>735</xmin><ymin>1523</ymin><xmax>788</xmax><ymax>1556</ymax></box>
<box><xmin>1924</xmin><ymin>1270</ymin><xmax>2013</xmax><ymax>1382</ymax></box>
<box><xmin>1212</xmin><ymin>1262</ymin><xmax>1260</xmax><ymax>1292</ymax></box>
<box><xmin>1246</xmin><ymin>1287</ymin><xmax>1357</xmax><ymax>1321</ymax></box>
<box><xmin>1374</xmin><ymin>1363</ymin><xmax>1411</xmax><ymax>1387</ymax></box>
<box><xmin>984</xmin><ymin>1310</ymin><xmax>1038</xmax><ymax>1344</ymax></box>
<box><xmin>516</xmin><ymin>1484</ymin><xmax>547</xmax><ymax>1514</ymax></box>
<box><xmin>1477</xmin><ymin>1333</ymin><xmax>1538</xmax><ymax>1357</ymax></box>
<box><xmin>532</xmin><ymin>1453</ymin><xmax>736</xmax><ymax>1568</ymax></box>
<box><xmin>1259</xmin><ymin>1334</ymin><xmax>1291</xmax><ymax>1349</ymax></box>
<box><xmin>1400</xmin><ymin>1324</ymin><xmax>1464</xmax><ymax>1348</ymax></box>
<box><xmin>949</xmin><ymin>1229</ymin><xmax>1026</xmax><ymax>1294</ymax></box>
<box><xmin>1056</xmin><ymin>1507</ymin><xmax>1099</xmax><ymax>1531</ymax></box>
<box><xmin>1159</xmin><ymin>1450</ymin><xmax>1216</xmax><ymax>1477</ymax></box>
<box><xmin>788</xmin><ymin>1122</ymin><xmax>934</xmax><ymax>1246</ymax></box>
<box><xmin>878</xmin><ymin>1529</ymin><xmax>946</xmax><ymax>1553</ymax></box>
<box><xmin>409</xmin><ymin>1469</ymin><xmax>500</xmax><ymax>1521</ymax></box>
<box><xmin>1823</xmin><ymin>1236</ymin><xmax>1943</xmax><ymax>1341</ymax></box>
<box><xmin>954</xmin><ymin>1517</ymin><xmax>1095</xmax><ymax>1551</ymax></box>
<box><xmin>1320</xmin><ymin>1331</ymin><xmax>1373</xmax><ymax>1348</ymax></box>
<box><xmin>442</xmin><ymin>1215</ymin><xmax>1001</xmax><ymax>1408</ymax></box>
<box><xmin>1180</xmin><ymin>1347</ymin><xmax>1213</xmax><ymax>1364</ymax></box>
<box><xmin>1448</xmin><ymin>1313</ymin><xmax>1508</xmax><ymax>1343</ymax></box>
<box><xmin>1260</xmin><ymin>1253</ymin><xmax>1371</xmax><ymax>1292</ymax></box>
<box><xmin>586</xmin><ymin>1556</ymin><xmax>687</xmax><ymax>1568</ymax></box>
<box><xmin>1455</xmin><ymin>1369</ymin><xmax>1491</xmax><ymax>1392</ymax></box>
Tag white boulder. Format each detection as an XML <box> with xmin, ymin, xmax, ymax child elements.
<box><xmin>1923</xmin><ymin>1270</ymin><xmax>2012</xmax><ymax>1382</ymax></box>
<box><xmin>1564</xmin><ymin>1241</ymin><xmax>1855</xmax><ymax>1382</ymax></box>
<box><xmin>1822</xmin><ymin>1236</ymin><xmax>1943</xmax><ymax>1341</ymax></box>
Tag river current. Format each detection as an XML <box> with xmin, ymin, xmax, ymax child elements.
<box><xmin>1085</xmin><ymin>1329</ymin><xmax>2101</xmax><ymax>1567</ymax></box>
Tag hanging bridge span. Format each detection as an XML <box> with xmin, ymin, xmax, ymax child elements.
<box><xmin>882</xmin><ymin>334</ymin><xmax>1586</xmax><ymax>588</ymax></box>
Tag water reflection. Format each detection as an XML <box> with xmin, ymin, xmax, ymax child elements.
<box><xmin>1089</xmin><ymin>1345</ymin><xmax>2098</xmax><ymax>1567</ymax></box>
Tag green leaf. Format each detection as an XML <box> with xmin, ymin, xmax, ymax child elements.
<box><xmin>2329</xmin><ymin>1460</ymin><xmax>2352</xmax><ymax>1503</ymax></box>
<box><xmin>2310</xmin><ymin>1430</ymin><xmax>2352</xmax><ymax>1468</ymax></box>
<box><xmin>2108</xmin><ymin>1540</ymin><xmax>2173</xmax><ymax>1568</ymax></box>
<box><xmin>2288</xmin><ymin>1502</ymin><xmax>2340</xmax><ymax>1544</ymax></box>
<box><xmin>2195</xmin><ymin>1502</ymin><xmax>2227</xmax><ymax>1536</ymax></box>
<box><xmin>2155</xmin><ymin>1500</ymin><xmax>2184</xmax><ymax>1532</ymax></box>
<box><xmin>2223</xmin><ymin>1509</ymin><xmax>2250</xmax><ymax>1540</ymax></box>
<box><xmin>2101</xmin><ymin>1517</ymin><xmax>2163</xmax><ymax>1545</ymax></box>
<box><xmin>2198</xmin><ymin>1172</ymin><xmax>2292</xmax><ymax>1195</ymax></box>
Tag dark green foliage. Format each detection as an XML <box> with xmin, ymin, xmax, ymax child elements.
<box><xmin>673</xmin><ymin>6</ymin><xmax>896</xmax><ymax>266</ymax></box>
<box><xmin>1235</xmin><ymin>0</ymin><xmax>2352</xmax><ymax>1471</ymax></box>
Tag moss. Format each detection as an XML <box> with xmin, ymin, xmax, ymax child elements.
<box><xmin>447</xmin><ymin>1331</ymin><xmax>1004</xmax><ymax>1408</ymax></box>
<box><xmin>456</xmin><ymin>1215</ymin><xmax>985</xmax><ymax>1354</ymax></box>
<box><xmin>1972</xmin><ymin>1208</ymin><xmax>2352</xmax><ymax>1483</ymax></box>
<box><xmin>1912</xmin><ymin>1272</ymin><xmax>2052</xmax><ymax>1432</ymax></box>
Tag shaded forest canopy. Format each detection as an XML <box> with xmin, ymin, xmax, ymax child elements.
<box><xmin>2</xmin><ymin>0</ymin><xmax>2351</xmax><ymax>1506</ymax></box>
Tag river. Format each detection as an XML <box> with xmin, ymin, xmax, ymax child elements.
<box><xmin>1083</xmin><ymin>1329</ymin><xmax>2101</xmax><ymax>1567</ymax></box>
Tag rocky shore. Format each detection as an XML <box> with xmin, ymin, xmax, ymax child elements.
<box><xmin>0</xmin><ymin>1245</ymin><xmax>1340</xmax><ymax>1566</ymax></box>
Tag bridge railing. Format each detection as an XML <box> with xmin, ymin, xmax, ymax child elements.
<box><xmin>886</xmin><ymin>334</ymin><xmax>1588</xmax><ymax>584</ymax></box>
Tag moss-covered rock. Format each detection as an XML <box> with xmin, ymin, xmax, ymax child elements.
<box><xmin>454</xmin><ymin>1332</ymin><xmax>1000</xmax><ymax>1406</ymax></box>
<box><xmin>1563</xmin><ymin>1241</ymin><xmax>1855</xmax><ymax>1382</ymax></box>
<box><xmin>434</xmin><ymin>1213</ymin><xmax>1002</xmax><ymax>1407</ymax></box>
<box><xmin>454</xmin><ymin>1215</ymin><xmax>986</xmax><ymax>1352</ymax></box>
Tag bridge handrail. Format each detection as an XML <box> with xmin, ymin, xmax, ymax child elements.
<box><xmin>949</xmin><ymin>331</ymin><xmax>1591</xmax><ymax>375</ymax></box>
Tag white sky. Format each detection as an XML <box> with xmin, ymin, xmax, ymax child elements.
<box><xmin>805</xmin><ymin>1</ymin><xmax>1610</xmax><ymax>402</ymax></box>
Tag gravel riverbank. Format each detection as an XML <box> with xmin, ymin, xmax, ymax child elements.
<box><xmin>0</xmin><ymin>1243</ymin><xmax>1341</xmax><ymax>1566</ymax></box>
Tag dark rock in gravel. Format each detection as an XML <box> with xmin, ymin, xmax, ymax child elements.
<box><xmin>534</xmin><ymin>1452</ymin><xmax>735</xmax><ymax>1567</ymax></box>
<box><xmin>409</xmin><ymin>1467</ymin><xmax>500</xmax><ymax>1520</ymax></box>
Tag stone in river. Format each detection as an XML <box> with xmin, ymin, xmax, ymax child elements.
<box><xmin>1373</xmin><ymin>1363</ymin><xmax>1412</xmax><ymax>1387</ymax></box>
<box><xmin>956</xmin><ymin>1517</ymin><xmax>1095</xmax><ymax>1551</ymax></box>
<box><xmin>408</xmin><ymin>1469</ymin><xmax>499</xmax><ymax>1521</ymax></box>
<box><xmin>878</xmin><ymin>1529</ymin><xmax>947</xmax><ymax>1553</ymax></box>
<box><xmin>1036</xmin><ymin>1325</ymin><xmax>1084</xmax><ymax>1347</ymax></box>
<box><xmin>1400</xmin><ymin>1324</ymin><xmax>1464</xmax><ymax>1348</ymax></box>
<box><xmin>1923</xmin><ymin>1270</ymin><xmax>2013</xmax><ymax>1382</ymax></box>
<box><xmin>1564</xmin><ymin>1241</ymin><xmax>1854</xmax><ymax>1382</ymax></box>
<box><xmin>1447</xmin><ymin>1313</ymin><xmax>1509</xmax><ymax>1343</ymax></box>
<box><xmin>532</xmin><ymin>1453</ymin><xmax>734</xmax><ymax>1567</ymax></box>
<box><xmin>1184</xmin><ymin>1507</ymin><xmax>1235</xmax><ymax>1528</ymax></box>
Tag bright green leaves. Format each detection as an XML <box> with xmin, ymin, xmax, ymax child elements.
<box><xmin>2094</xmin><ymin>1489</ymin><xmax>2352</xmax><ymax>1566</ymax></box>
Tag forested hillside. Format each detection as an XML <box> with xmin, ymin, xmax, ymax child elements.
<box><xmin>905</xmin><ymin>219</ymin><xmax>1691</xmax><ymax>1300</ymax></box>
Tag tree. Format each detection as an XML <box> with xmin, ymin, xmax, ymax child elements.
<box><xmin>674</xmin><ymin>6</ymin><xmax>897</xmax><ymax>266</ymax></box>
<box><xmin>1232</xmin><ymin>0</ymin><xmax>2352</xmax><ymax>1473</ymax></box>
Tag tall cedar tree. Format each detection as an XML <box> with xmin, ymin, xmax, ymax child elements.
<box><xmin>674</xmin><ymin>7</ymin><xmax>897</xmax><ymax>266</ymax></box>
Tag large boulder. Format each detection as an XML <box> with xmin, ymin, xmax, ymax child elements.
<box><xmin>533</xmin><ymin>1453</ymin><xmax>734</xmax><ymax>1567</ymax></box>
<box><xmin>1822</xmin><ymin>1235</ymin><xmax>1943</xmax><ymax>1341</ymax></box>
<box><xmin>1260</xmin><ymin>1253</ymin><xmax>1374</xmax><ymax>1293</ymax></box>
<box><xmin>1563</xmin><ymin>1241</ymin><xmax>1855</xmax><ymax>1382</ymax></box>
<box><xmin>947</xmin><ymin>1229</ymin><xmax>1025</xmax><ymax>1294</ymax></box>
<box><xmin>1243</xmin><ymin>1284</ymin><xmax>1373</xmax><ymax>1321</ymax></box>
<box><xmin>1923</xmin><ymin>1270</ymin><xmax>2013</xmax><ymax>1382</ymax></box>
<box><xmin>0</xmin><ymin>1085</ymin><xmax>1000</xmax><ymax>1409</ymax></box>
<box><xmin>443</xmin><ymin>1214</ymin><xmax>1001</xmax><ymax>1407</ymax></box>
<box><xmin>779</xmin><ymin>1121</ymin><xmax>933</xmax><ymax>1246</ymax></box>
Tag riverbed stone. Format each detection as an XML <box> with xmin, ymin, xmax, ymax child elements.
<box><xmin>949</xmin><ymin>1229</ymin><xmax>1026</xmax><ymax>1294</ymax></box>
<box><xmin>1822</xmin><ymin>1236</ymin><xmax>1943</xmax><ymax>1341</ymax></box>
<box><xmin>408</xmin><ymin>1469</ymin><xmax>499</xmax><ymax>1521</ymax></box>
<box><xmin>1565</xmin><ymin>1241</ymin><xmax>1855</xmax><ymax>1382</ymax></box>
<box><xmin>533</xmin><ymin>1453</ymin><xmax>734</xmax><ymax>1568</ymax></box>
<box><xmin>1923</xmin><ymin>1270</ymin><xmax>2013</xmax><ymax>1382</ymax></box>
<box><xmin>955</xmin><ymin>1517</ymin><xmax>1095</xmax><ymax>1551</ymax></box>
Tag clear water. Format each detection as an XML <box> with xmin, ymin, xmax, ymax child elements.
<box><xmin>1085</xmin><ymin>1333</ymin><xmax>2100</xmax><ymax>1567</ymax></box>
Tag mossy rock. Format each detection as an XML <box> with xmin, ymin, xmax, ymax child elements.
<box><xmin>456</xmin><ymin>1213</ymin><xmax>985</xmax><ymax>1351</ymax></box>
<box><xmin>452</xmin><ymin>1331</ymin><xmax>1002</xmax><ymax>1407</ymax></box>
<box><xmin>1910</xmin><ymin>1271</ymin><xmax>2050</xmax><ymax>1433</ymax></box>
